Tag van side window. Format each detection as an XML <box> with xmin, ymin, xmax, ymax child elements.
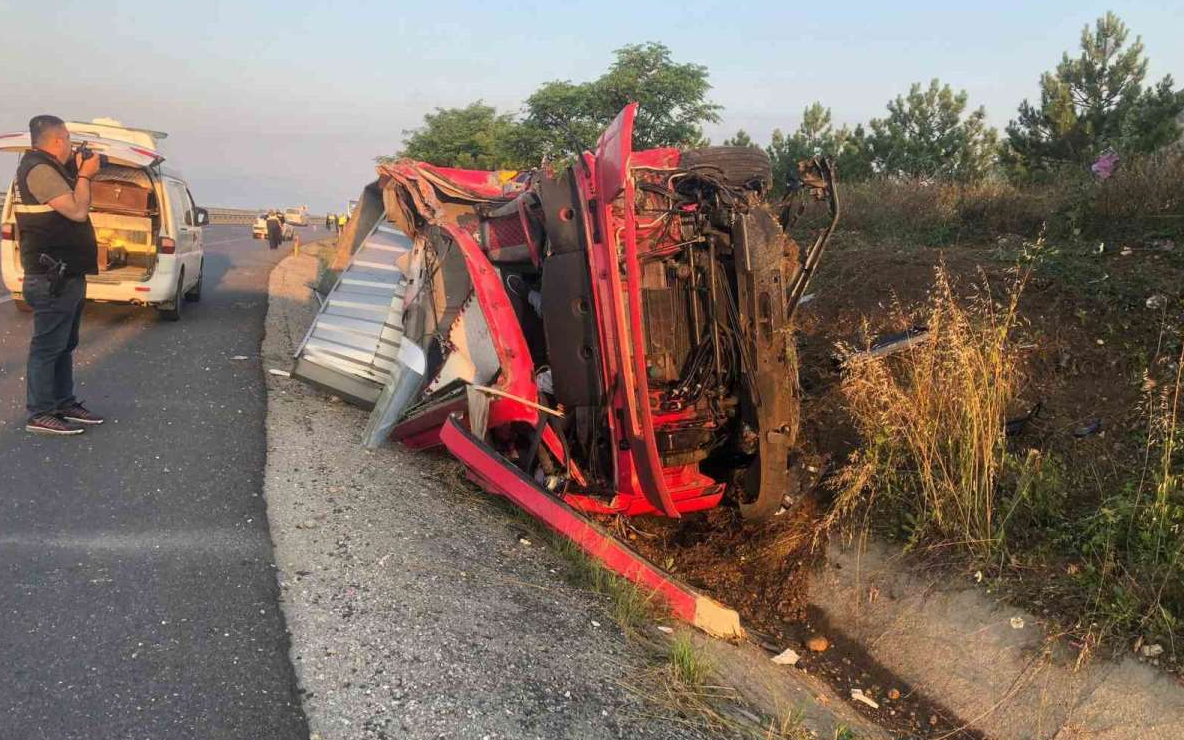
<box><xmin>166</xmin><ymin>180</ymin><xmax>191</xmax><ymax>229</ymax></box>
<box><xmin>185</xmin><ymin>187</ymin><xmax>199</xmax><ymax>225</ymax></box>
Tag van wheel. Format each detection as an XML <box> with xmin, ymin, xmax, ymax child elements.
<box><xmin>184</xmin><ymin>262</ymin><xmax>203</xmax><ymax>303</ymax></box>
<box><xmin>13</xmin><ymin>296</ymin><xmax>32</xmax><ymax>313</ymax></box>
<box><xmin>159</xmin><ymin>273</ymin><xmax>185</xmax><ymax>322</ymax></box>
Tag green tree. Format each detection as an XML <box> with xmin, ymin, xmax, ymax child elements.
<box><xmin>722</xmin><ymin>129</ymin><xmax>758</xmax><ymax>147</ymax></box>
<box><xmin>518</xmin><ymin>42</ymin><xmax>721</xmax><ymax>161</ymax></box>
<box><xmin>1004</xmin><ymin>12</ymin><xmax>1184</xmax><ymax>175</ymax></box>
<box><xmin>387</xmin><ymin>102</ymin><xmax>526</xmax><ymax>169</ymax></box>
<box><xmin>866</xmin><ymin>79</ymin><xmax>997</xmax><ymax>180</ymax></box>
<box><xmin>766</xmin><ymin>102</ymin><xmax>874</xmax><ymax>194</ymax></box>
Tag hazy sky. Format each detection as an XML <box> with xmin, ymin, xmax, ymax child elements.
<box><xmin>2</xmin><ymin>1</ymin><xmax>1181</xmax><ymax>213</ymax></box>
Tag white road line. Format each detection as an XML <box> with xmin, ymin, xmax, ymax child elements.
<box><xmin>0</xmin><ymin>295</ymin><xmax>12</xmax><ymax>305</ymax></box>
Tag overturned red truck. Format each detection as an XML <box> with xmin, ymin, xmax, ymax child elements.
<box><xmin>296</xmin><ymin>105</ymin><xmax>836</xmax><ymax>630</ymax></box>
<box><xmin>303</xmin><ymin>103</ymin><xmax>837</xmax><ymax>524</ymax></box>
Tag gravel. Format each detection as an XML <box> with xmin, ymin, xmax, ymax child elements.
<box><xmin>263</xmin><ymin>250</ymin><xmax>710</xmax><ymax>740</ymax></box>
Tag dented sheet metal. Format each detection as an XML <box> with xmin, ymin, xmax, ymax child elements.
<box><xmin>292</xmin><ymin>223</ymin><xmax>410</xmax><ymax>407</ymax></box>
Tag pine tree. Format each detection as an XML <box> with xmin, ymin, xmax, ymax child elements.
<box><xmin>766</xmin><ymin>103</ymin><xmax>873</xmax><ymax>195</ymax></box>
<box><xmin>722</xmin><ymin>130</ymin><xmax>758</xmax><ymax>148</ymax></box>
<box><xmin>1004</xmin><ymin>12</ymin><xmax>1184</xmax><ymax>176</ymax></box>
<box><xmin>865</xmin><ymin>79</ymin><xmax>997</xmax><ymax>181</ymax></box>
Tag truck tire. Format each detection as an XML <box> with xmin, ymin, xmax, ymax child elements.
<box><xmin>679</xmin><ymin>146</ymin><xmax>773</xmax><ymax>192</ymax></box>
<box><xmin>13</xmin><ymin>296</ymin><xmax>32</xmax><ymax>313</ymax></box>
<box><xmin>681</xmin><ymin>145</ymin><xmax>771</xmax><ymax>191</ymax></box>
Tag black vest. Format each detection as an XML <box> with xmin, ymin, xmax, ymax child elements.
<box><xmin>14</xmin><ymin>149</ymin><xmax>98</xmax><ymax>276</ymax></box>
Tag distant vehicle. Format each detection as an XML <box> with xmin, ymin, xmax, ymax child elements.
<box><xmin>253</xmin><ymin>213</ymin><xmax>294</xmax><ymax>241</ymax></box>
<box><xmin>2</xmin><ymin>119</ymin><xmax>207</xmax><ymax>321</ymax></box>
<box><xmin>347</xmin><ymin>199</ymin><xmax>359</xmax><ymax>215</ymax></box>
<box><xmin>284</xmin><ymin>206</ymin><xmax>308</xmax><ymax>226</ymax></box>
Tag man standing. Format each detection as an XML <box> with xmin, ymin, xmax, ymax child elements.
<box><xmin>324</xmin><ymin>213</ymin><xmax>333</xmax><ymax>232</ymax></box>
<box><xmin>15</xmin><ymin>115</ymin><xmax>105</xmax><ymax>435</ymax></box>
<box><xmin>266</xmin><ymin>210</ymin><xmax>283</xmax><ymax>250</ymax></box>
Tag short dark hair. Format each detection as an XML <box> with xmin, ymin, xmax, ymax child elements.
<box><xmin>29</xmin><ymin>115</ymin><xmax>66</xmax><ymax>146</ymax></box>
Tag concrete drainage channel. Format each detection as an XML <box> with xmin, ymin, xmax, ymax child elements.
<box><xmin>262</xmin><ymin>244</ymin><xmax>1184</xmax><ymax>740</ymax></box>
<box><xmin>807</xmin><ymin>541</ymin><xmax>1184</xmax><ymax>740</ymax></box>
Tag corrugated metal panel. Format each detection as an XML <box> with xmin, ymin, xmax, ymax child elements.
<box><xmin>293</xmin><ymin>223</ymin><xmax>410</xmax><ymax>408</ymax></box>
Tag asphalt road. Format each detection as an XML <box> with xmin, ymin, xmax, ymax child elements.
<box><xmin>0</xmin><ymin>225</ymin><xmax>309</xmax><ymax>740</ymax></box>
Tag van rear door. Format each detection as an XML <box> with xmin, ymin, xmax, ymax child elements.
<box><xmin>0</xmin><ymin>132</ymin><xmax>163</xmax><ymax>169</ymax></box>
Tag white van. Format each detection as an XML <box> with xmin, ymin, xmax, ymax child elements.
<box><xmin>0</xmin><ymin>122</ymin><xmax>206</xmax><ymax>321</ymax></box>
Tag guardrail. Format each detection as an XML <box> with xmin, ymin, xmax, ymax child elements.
<box><xmin>205</xmin><ymin>208</ymin><xmax>328</xmax><ymax>226</ymax></box>
<box><xmin>206</xmin><ymin>207</ymin><xmax>257</xmax><ymax>225</ymax></box>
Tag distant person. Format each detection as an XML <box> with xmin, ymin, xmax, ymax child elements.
<box><xmin>325</xmin><ymin>213</ymin><xmax>333</xmax><ymax>232</ymax></box>
<box><xmin>265</xmin><ymin>210</ymin><xmax>283</xmax><ymax>251</ymax></box>
<box><xmin>16</xmin><ymin>114</ymin><xmax>106</xmax><ymax>435</ymax></box>
<box><xmin>337</xmin><ymin>213</ymin><xmax>347</xmax><ymax>232</ymax></box>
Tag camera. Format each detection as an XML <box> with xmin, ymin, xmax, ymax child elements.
<box><xmin>75</xmin><ymin>142</ymin><xmax>109</xmax><ymax>168</ymax></box>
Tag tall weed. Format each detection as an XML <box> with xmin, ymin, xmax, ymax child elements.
<box><xmin>828</xmin><ymin>262</ymin><xmax>1029</xmax><ymax>559</ymax></box>
<box><xmin>1073</xmin><ymin>337</ymin><xmax>1184</xmax><ymax>642</ymax></box>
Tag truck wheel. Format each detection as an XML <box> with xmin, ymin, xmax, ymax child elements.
<box><xmin>184</xmin><ymin>261</ymin><xmax>203</xmax><ymax>302</ymax></box>
<box><xmin>736</xmin><ymin>460</ymin><xmax>799</xmax><ymax>521</ymax></box>
<box><xmin>680</xmin><ymin>146</ymin><xmax>773</xmax><ymax>193</ymax></box>
<box><xmin>159</xmin><ymin>273</ymin><xmax>185</xmax><ymax>322</ymax></box>
<box><xmin>13</xmin><ymin>296</ymin><xmax>32</xmax><ymax>313</ymax></box>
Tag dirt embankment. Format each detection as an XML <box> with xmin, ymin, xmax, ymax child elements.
<box><xmin>628</xmin><ymin>233</ymin><xmax>1184</xmax><ymax>739</ymax></box>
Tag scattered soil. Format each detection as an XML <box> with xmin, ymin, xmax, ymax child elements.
<box><xmin>628</xmin><ymin>502</ymin><xmax>985</xmax><ymax>739</ymax></box>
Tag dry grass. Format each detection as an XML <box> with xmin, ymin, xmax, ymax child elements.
<box><xmin>1087</xmin><ymin>149</ymin><xmax>1184</xmax><ymax>236</ymax></box>
<box><xmin>839</xmin><ymin>178</ymin><xmax>1058</xmax><ymax>244</ymax></box>
<box><xmin>837</xmin><ymin>149</ymin><xmax>1184</xmax><ymax>245</ymax></box>
<box><xmin>828</xmin><ymin>261</ymin><xmax>1030</xmax><ymax>559</ymax></box>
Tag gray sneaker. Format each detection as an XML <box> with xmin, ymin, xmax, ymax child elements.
<box><xmin>26</xmin><ymin>413</ymin><xmax>86</xmax><ymax>436</ymax></box>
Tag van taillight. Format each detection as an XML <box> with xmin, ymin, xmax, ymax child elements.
<box><xmin>1</xmin><ymin>223</ymin><xmax>13</xmax><ymax>240</ymax></box>
<box><xmin>159</xmin><ymin>237</ymin><xmax>176</xmax><ymax>254</ymax></box>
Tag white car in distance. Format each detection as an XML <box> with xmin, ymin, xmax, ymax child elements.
<box><xmin>252</xmin><ymin>213</ymin><xmax>294</xmax><ymax>241</ymax></box>
<box><xmin>284</xmin><ymin>207</ymin><xmax>308</xmax><ymax>226</ymax></box>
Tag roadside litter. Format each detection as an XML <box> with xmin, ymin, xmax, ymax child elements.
<box><xmin>851</xmin><ymin>689</ymin><xmax>880</xmax><ymax>709</ymax></box>
<box><xmin>841</xmin><ymin>326</ymin><xmax>930</xmax><ymax>365</ymax></box>
<box><xmin>772</xmin><ymin>648</ymin><xmax>801</xmax><ymax>666</ymax></box>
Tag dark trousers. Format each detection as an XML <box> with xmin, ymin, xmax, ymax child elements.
<box><xmin>24</xmin><ymin>274</ymin><xmax>85</xmax><ymax>418</ymax></box>
<box><xmin>267</xmin><ymin>226</ymin><xmax>282</xmax><ymax>250</ymax></box>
